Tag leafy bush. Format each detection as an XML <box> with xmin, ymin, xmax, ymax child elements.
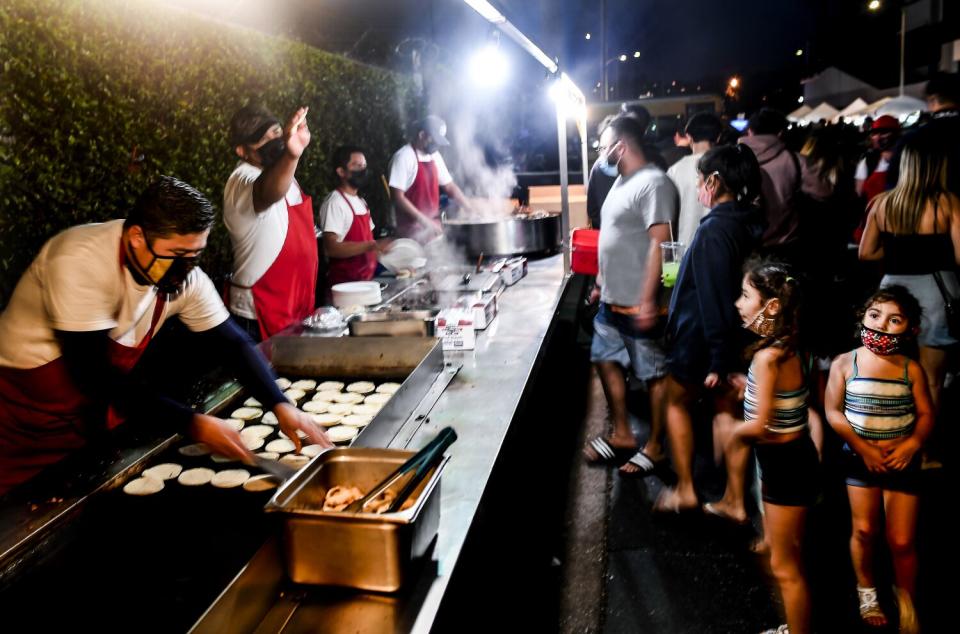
<box><xmin>0</xmin><ymin>0</ymin><xmax>413</xmax><ymax>306</ymax></box>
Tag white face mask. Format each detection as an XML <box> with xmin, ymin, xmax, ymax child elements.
<box><xmin>697</xmin><ymin>171</ymin><xmax>720</xmax><ymax>208</ymax></box>
<box><xmin>598</xmin><ymin>142</ymin><xmax>622</xmax><ymax>178</ymax></box>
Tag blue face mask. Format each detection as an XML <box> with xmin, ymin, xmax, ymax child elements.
<box><xmin>597</xmin><ymin>143</ymin><xmax>621</xmax><ymax>178</ymax></box>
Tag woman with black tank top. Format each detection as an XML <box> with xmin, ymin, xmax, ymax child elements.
<box><xmin>859</xmin><ymin>134</ymin><xmax>960</xmax><ymax>413</ymax></box>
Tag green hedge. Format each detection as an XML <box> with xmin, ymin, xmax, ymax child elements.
<box><xmin>0</xmin><ymin>0</ymin><xmax>414</xmax><ymax>306</ymax></box>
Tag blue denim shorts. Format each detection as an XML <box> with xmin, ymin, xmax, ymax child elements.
<box><xmin>590</xmin><ymin>303</ymin><xmax>667</xmax><ymax>382</ymax></box>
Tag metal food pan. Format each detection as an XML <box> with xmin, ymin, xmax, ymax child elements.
<box><xmin>347</xmin><ymin>310</ymin><xmax>438</xmax><ymax>337</ymax></box>
<box><xmin>265</xmin><ymin>447</ymin><xmax>448</xmax><ymax>591</ymax></box>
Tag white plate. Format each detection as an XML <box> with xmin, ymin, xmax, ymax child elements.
<box><xmin>378</xmin><ymin>238</ymin><xmax>427</xmax><ymax>274</ymax></box>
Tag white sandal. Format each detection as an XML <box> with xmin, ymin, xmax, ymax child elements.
<box><xmin>758</xmin><ymin>625</ymin><xmax>789</xmax><ymax>634</ymax></box>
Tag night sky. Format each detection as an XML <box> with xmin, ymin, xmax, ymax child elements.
<box><xmin>165</xmin><ymin>0</ymin><xmax>954</xmax><ymax>112</ymax></box>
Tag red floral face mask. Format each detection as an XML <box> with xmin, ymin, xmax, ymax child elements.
<box><xmin>860</xmin><ymin>325</ymin><xmax>907</xmax><ymax>355</ymax></box>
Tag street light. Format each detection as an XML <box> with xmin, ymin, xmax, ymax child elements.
<box><xmin>618</xmin><ymin>53</ymin><xmax>627</xmax><ymax>62</ymax></box>
<box><xmin>585</xmin><ymin>33</ymin><xmax>591</xmax><ymax>40</ymax></box>
<box><xmin>795</xmin><ymin>48</ymin><xmax>803</xmax><ymax>57</ymax></box>
<box><xmin>469</xmin><ymin>43</ymin><xmax>509</xmax><ymax>87</ymax></box>
<box><xmin>632</xmin><ymin>51</ymin><xmax>640</xmax><ymax>58</ymax></box>
<box><xmin>867</xmin><ymin>0</ymin><xmax>881</xmax><ymax>10</ymax></box>
<box><xmin>729</xmin><ymin>77</ymin><xmax>740</xmax><ymax>89</ymax></box>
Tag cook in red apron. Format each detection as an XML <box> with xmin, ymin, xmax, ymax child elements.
<box><xmin>396</xmin><ymin>153</ymin><xmax>440</xmax><ymax>244</ymax></box>
<box><xmin>246</xmin><ymin>185</ymin><xmax>318</xmax><ymax>340</ymax></box>
<box><xmin>326</xmin><ymin>189</ymin><xmax>378</xmax><ymax>288</ymax></box>
<box><xmin>0</xmin><ymin>289</ymin><xmax>166</xmax><ymax>493</ymax></box>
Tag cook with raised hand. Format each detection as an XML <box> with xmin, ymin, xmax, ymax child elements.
<box><xmin>223</xmin><ymin>104</ymin><xmax>318</xmax><ymax>342</ymax></box>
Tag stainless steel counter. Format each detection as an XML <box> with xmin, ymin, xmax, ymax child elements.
<box><xmin>194</xmin><ymin>254</ymin><xmax>570</xmax><ymax>633</ymax></box>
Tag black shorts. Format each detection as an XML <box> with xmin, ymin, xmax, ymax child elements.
<box><xmin>755</xmin><ymin>435</ymin><xmax>821</xmax><ymax>506</ymax></box>
<box><xmin>843</xmin><ymin>443</ymin><xmax>922</xmax><ymax>494</ymax></box>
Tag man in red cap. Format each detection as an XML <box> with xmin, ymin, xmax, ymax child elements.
<box><xmin>852</xmin><ymin>115</ymin><xmax>900</xmax><ymax>242</ymax></box>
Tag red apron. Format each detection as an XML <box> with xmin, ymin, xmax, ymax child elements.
<box><xmin>249</xmin><ymin>185</ymin><xmax>318</xmax><ymax>339</ymax></box>
<box><xmin>0</xmin><ymin>286</ymin><xmax>166</xmax><ymax>494</ymax></box>
<box><xmin>397</xmin><ymin>149</ymin><xmax>440</xmax><ymax>243</ymax></box>
<box><xmin>326</xmin><ymin>189</ymin><xmax>378</xmax><ymax>288</ymax></box>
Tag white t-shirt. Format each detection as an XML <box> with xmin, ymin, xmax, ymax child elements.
<box><xmin>0</xmin><ymin>220</ymin><xmax>229</xmax><ymax>370</ymax></box>
<box><xmin>855</xmin><ymin>156</ymin><xmax>889</xmax><ymax>181</ymax></box>
<box><xmin>318</xmin><ymin>190</ymin><xmax>374</xmax><ymax>242</ymax></box>
<box><xmin>667</xmin><ymin>152</ymin><xmax>709</xmax><ymax>249</ymax></box>
<box><xmin>223</xmin><ymin>161</ymin><xmax>304</xmax><ymax>320</ymax></box>
<box><xmin>387</xmin><ymin>144</ymin><xmax>453</xmax><ymax>192</ymax></box>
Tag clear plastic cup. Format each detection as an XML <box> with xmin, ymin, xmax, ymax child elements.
<box><xmin>660</xmin><ymin>241</ymin><xmax>685</xmax><ymax>288</ymax></box>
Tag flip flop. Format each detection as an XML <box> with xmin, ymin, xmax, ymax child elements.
<box><xmin>702</xmin><ymin>502</ymin><xmax>751</xmax><ymax>526</ymax></box>
<box><xmin>619</xmin><ymin>449</ymin><xmax>665</xmax><ymax>477</ymax></box>
<box><xmin>584</xmin><ymin>436</ymin><xmax>635</xmax><ymax>465</ymax></box>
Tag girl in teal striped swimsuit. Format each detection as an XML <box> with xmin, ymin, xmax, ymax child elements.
<box><xmin>825</xmin><ymin>286</ymin><xmax>934</xmax><ymax>632</ymax></box>
<box><xmin>709</xmin><ymin>260</ymin><xmax>818</xmax><ymax>634</ymax></box>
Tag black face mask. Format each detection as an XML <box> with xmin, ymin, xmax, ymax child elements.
<box><xmin>256</xmin><ymin>137</ymin><xmax>287</xmax><ymax>168</ymax></box>
<box><xmin>126</xmin><ymin>239</ymin><xmax>200</xmax><ymax>297</ymax></box>
<box><xmin>346</xmin><ymin>168</ymin><xmax>369</xmax><ymax>189</ymax></box>
<box><xmin>423</xmin><ymin>141</ymin><xmax>439</xmax><ymax>155</ymax></box>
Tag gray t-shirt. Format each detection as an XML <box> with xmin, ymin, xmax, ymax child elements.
<box><xmin>598</xmin><ymin>165</ymin><xmax>678</xmax><ymax>307</ymax></box>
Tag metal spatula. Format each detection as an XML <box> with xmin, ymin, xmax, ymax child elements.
<box><xmin>251</xmin><ymin>455</ymin><xmax>298</xmax><ymax>482</ymax></box>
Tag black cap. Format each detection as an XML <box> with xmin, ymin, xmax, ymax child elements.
<box><xmin>229</xmin><ymin>104</ymin><xmax>280</xmax><ymax>147</ymax></box>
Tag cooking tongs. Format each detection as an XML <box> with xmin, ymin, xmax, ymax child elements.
<box><xmin>344</xmin><ymin>427</ymin><xmax>458</xmax><ymax>514</ymax></box>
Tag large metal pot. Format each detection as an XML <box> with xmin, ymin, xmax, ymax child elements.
<box><xmin>442</xmin><ymin>213</ymin><xmax>561</xmax><ymax>257</ymax></box>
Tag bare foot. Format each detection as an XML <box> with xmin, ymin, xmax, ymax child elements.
<box><xmin>858</xmin><ymin>586</ymin><xmax>888</xmax><ymax>629</ymax></box>
<box><xmin>653</xmin><ymin>487</ymin><xmax>698</xmax><ymax>513</ymax></box>
<box><xmin>619</xmin><ymin>445</ymin><xmax>665</xmax><ymax>474</ymax></box>
<box><xmin>703</xmin><ymin>499</ymin><xmax>748</xmax><ymax>525</ymax></box>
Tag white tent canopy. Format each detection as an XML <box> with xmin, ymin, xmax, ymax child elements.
<box><xmin>876</xmin><ymin>95</ymin><xmax>927</xmax><ymax>117</ymax></box>
<box><xmin>802</xmin><ymin>102</ymin><xmax>840</xmax><ymax>123</ymax></box>
<box><xmin>834</xmin><ymin>97</ymin><xmax>868</xmax><ymax>122</ymax></box>
<box><xmin>787</xmin><ymin>104</ymin><xmax>812</xmax><ymax>122</ymax></box>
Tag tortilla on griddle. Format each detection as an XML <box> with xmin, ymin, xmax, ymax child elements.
<box><xmin>284</xmin><ymin>389</ymin><xmax>306</xmax><ymax>403</ymax></box>
<box><xmin>346</xmin><ymin>381</ymin><xmax>376</xmax><ymax>394</ymax></box>
<box><xmin>240</xmin><ymin>424</ymin><xmax>273</xmax><ymax>440</ymax></box>
<box><xmin>291</xmin><ymin>379</ymin><xmax>317</xmax><ymax>391</ymax></box>
<box><xmin>326</xmin><ymin>425</ymin><xmax>359</xmax><ymax>443</ymax></box>
<box><xmin>143</xmin><ymin>463</ymin><xmax>182</xmax><ymax>481</ymax></box>
<box><xmin>376</xmin><ymin>382</ymin><xmax>401</xmax><ymax>394</ymax></box>
<box><xmin>178</xmin><ymin>468</ymin><xmax>215</xmax><ymax>486</ymax></box>
<box><xmin>327</xmin><ymin>403</ymin><xmax>354</xmax><ymax>415</ymax></box>
<box><xmin>244</xmin><ymin>397</ymin><xmax>262</xmax><ymax>407</ymax></box>
<box><xmin>261</xmin><ymin>412</ymin><xmax>278</xmax><ymax>425</ymax></box>
<box><xmin>333</xmin><ymin>392</ymin><xmax>364</xmax><ymax>404</ymax></box>
<box><xmin>242</xmin><ymin>474</ymin><xmax>278</xmax><ymax>492</ymax></box>
<box><xmin>302</xmin><ymin>400</ymin><xmax>330</xmax><ymax>414</ymax></box>
<box><xmin>266</xmin><ymin>438</ymin><xmax>296</xmax><ymax>453</ymax></box>
<box><xmin>310</xmin><ymin>413</ymin><xmax>342</xmax><ymax>427</ymax></box>
<box><xmin>300</xmin><ymin>444</ymin><xmax>325</xmax><ymax>457</ymax></box>
<box><xmin>230</xmin><ymin>407</ymin><xmax>262</xmax><ymax>420</ymax></box>
<box><xmin>351</xmin><ymin>403</ymin><xmax>382</xmax><ymax>416</ymax></box>
<box><xmin>342</xmin><ymin>414</ymin><xmax>373</xmax><ymax>428</ymax></box>
<box><xmin>123</xmin><ymin>476</ymin><xmax>164</xmax><ymax>496</ymax></box>
<box><xmin>279</xmin><ymin>454</ymin><xmax>310</xmax><ymax>469</ymax></box>
<box><xmin>364</xmin><ymin>393</ymin><xmax>392</xmax><ymax>405</ymax></box>
<box><xmin>317</xmin><ymin>381</ymin><xmax>344</xmax><ymax>392</ymax></box>
<box><xmin>275</xmin><ymin>378</ymin><xmax>292</xmax><ymax>390</ymax></box>
<box><xmin>211</xmin><ymin>469</ymin><xmax>251</xmax><ymax>488</ymax></box>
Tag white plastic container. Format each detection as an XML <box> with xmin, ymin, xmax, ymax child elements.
<box><xmin>331</xmin><ymin>281</ymin><xmax>382</xmax><ymax>308</ymax></box>
<box><xmin>435</xmin><ymin>308</ymin><xmax>476</xmax><ymax>351</ymax></box>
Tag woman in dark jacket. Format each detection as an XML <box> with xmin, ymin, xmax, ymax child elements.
<box><xmin>655</xmin><ymin>144</ymin><xmax>766</xmax><ymax>512</ymax></box>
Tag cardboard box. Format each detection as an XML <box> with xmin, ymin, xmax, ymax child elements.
<box><xmin>500</xmin><ymin>257</ymin><xmax>527</xmax><ymax>286</ymax></box>
<box><xmin>435</xmin><ymin>308</ymin><xmax>476</xmax><ymax>351</ymax></box>
<box><xmin>456</xmin><ymin>293</ymin><xmax>498</xmax><ymax>330</ymax></box>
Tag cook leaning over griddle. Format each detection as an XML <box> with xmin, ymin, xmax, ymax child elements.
<box><xmin>0</xmin><ymin>176</ymin><xmax>332</xmax><ymax>494</ymax></box>
<box><xmin>388</xmin><ymin>115</ymin><xmax>474</xmax><ymax>244</ymax></box>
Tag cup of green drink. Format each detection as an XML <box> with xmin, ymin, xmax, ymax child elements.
<box><xmin>660</xmin><ymin>241</ymin><xmax>685</xmax><ymax>288</ymax></box>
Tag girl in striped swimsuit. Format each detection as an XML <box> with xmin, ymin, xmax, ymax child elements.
<box><xmin>709</xmin><ymin>260</ymin><xmax>818</xmax><ymax>634</ymax></box>
<box><xmin>825</xmin><ymin>286</ymin><xmax>934</xmax><ymax>632</ymax></box>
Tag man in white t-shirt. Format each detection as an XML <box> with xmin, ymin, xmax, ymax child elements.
<box><xmin>224</xmin><ymin>104</ymin><xmax>318</xmax><ymax>341</ymax></box>
<box><xmin>318</xmin><ymin>145</ymin><xmax>389</xmax><ymax>290</ymax></box>
<box><xmin>666</xmin><ymin>112</ymin><xmax>723</xmax><ymax>248</ymax></box>
<box><xmin>585</xmin><ymin>115</ymin><xmax>678</xmax><ymax>477</ymax></box>
<box><xmin>388</xmin><ymin>115</ymin><xmax>473</xmax><ymax>243</ymax></box>
<box><xmin>0</xmin><ymin>176</ymin><xmax>330</xmax><ymax>494</ymax></box>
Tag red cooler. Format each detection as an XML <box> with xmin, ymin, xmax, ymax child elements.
<box><xmin>571</xmin><ymin>228</ymin><xmax>599</xmax><ymax>275</ymax></box>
